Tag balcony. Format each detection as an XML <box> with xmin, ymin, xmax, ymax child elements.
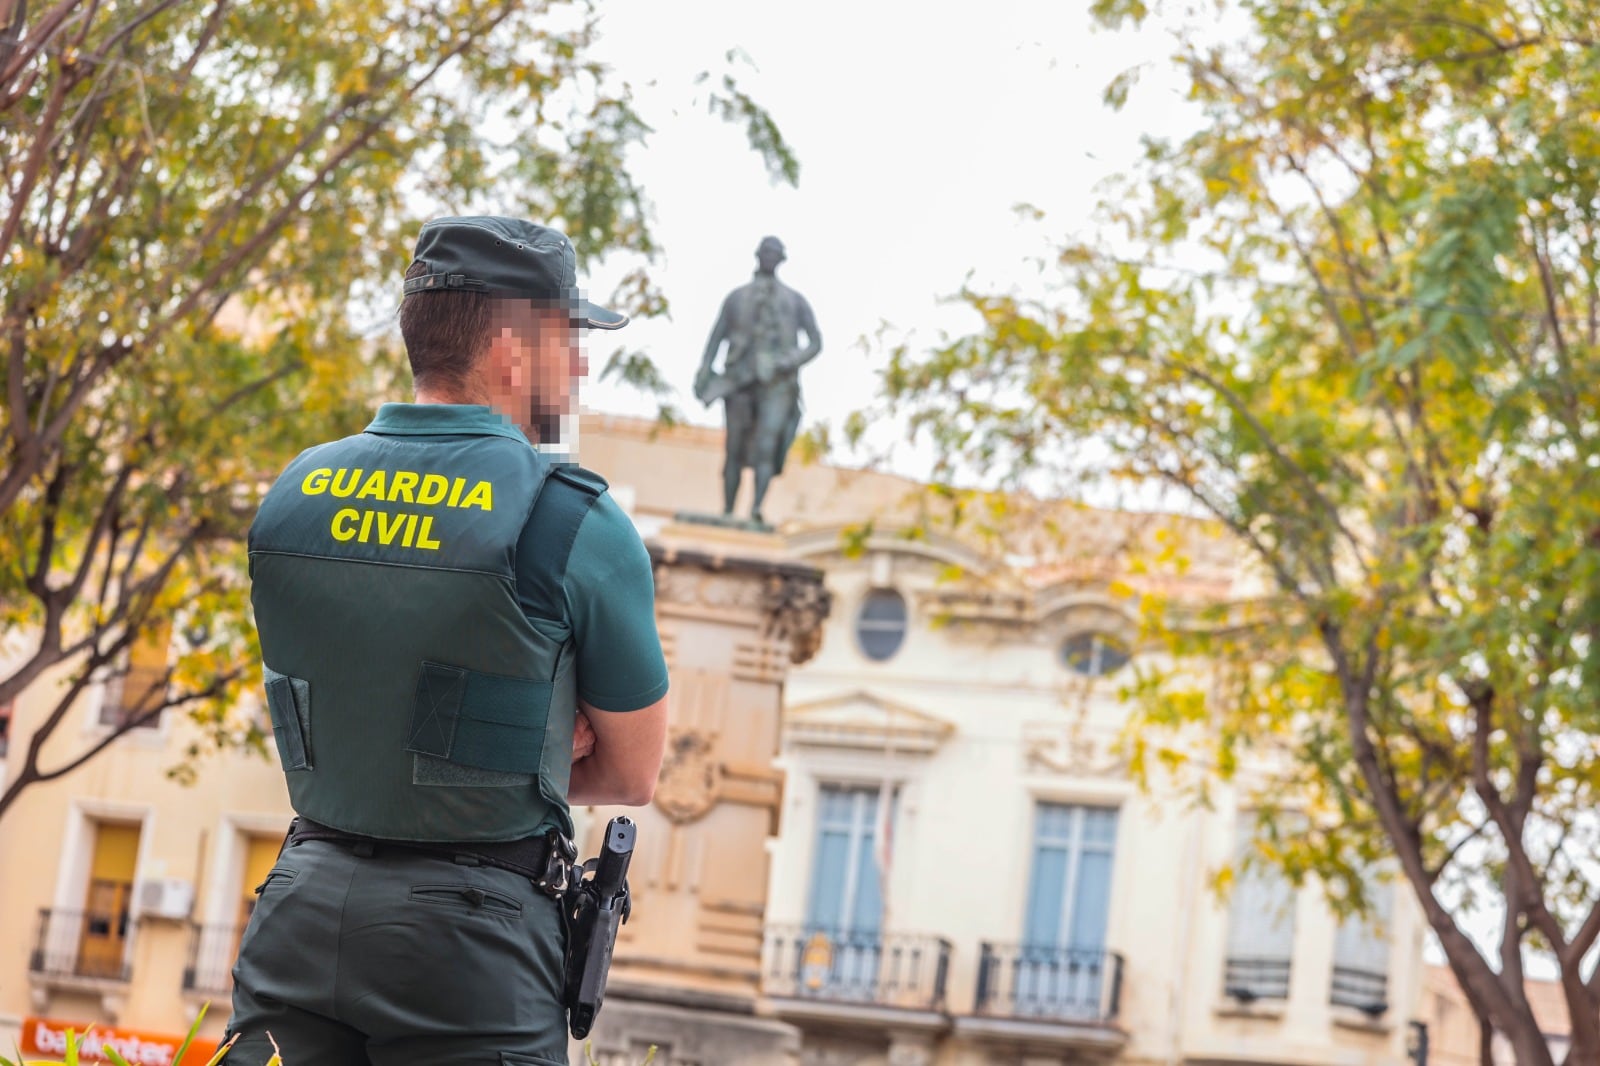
<box><xmin>30</xmin><ymin>907</ymin><xmax>135</xmax><ymax>982</ymax></box>
<box><xmin>761</xmin><ymin>926</ymin><xmax>952</xmax><ymax>1030</ymax></box>
<box><xmin>183</xmin><ymin>922</ymin><xmax>246</xmax><ymax>997</ymax></box>
<box><xmin>29</xmin><ymin>907</ymin><xmax>136</xmax><ymax>1015</ymax></box>
<box><xmin>974</xmin><ymin>943</ymin><xmax>1122</xmax><ymax>1021</ymax></box>
<box><xmin>1223</xmin><ymin>955</ymin><xmax>1292</xmax><ymax>1004</ymax></box>
<box><xmin>1330</xmin><ymin>965</ymin><xmax>1389</xmax><ymax>1016</ymax></box>
<box><xmin>956</xmin><ymin>944</ymin><xmax>1126</xmax><ymax>1057</ymax></box>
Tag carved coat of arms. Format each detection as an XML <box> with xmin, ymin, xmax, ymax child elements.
<box><xmin>654</xmin><ymin>728</ymin><xmax>720</xmax><ymax>824</ymax></box>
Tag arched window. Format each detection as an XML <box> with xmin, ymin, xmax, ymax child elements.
<box><xmin>855</xmin><ymin>588</ymin><xmax>908</xmax><ymax>662</ymax></box>
<box><xmin>1060</xmin><ymin>632</ymin><xmax>1130</xmax><ymax>678</ymax></box>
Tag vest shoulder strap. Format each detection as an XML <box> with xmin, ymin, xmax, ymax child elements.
<box><xmin>516</xmin><ymin>463</ymin><xmax>608</xmax><ymax>618</ymax></box>
<box><xmin>550</xmin><ymin>463</ymin><xmax>609</xmax><ymax>496</ymax></box>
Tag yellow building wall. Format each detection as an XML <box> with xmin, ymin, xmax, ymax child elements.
<box><xmin>0</xmin><ymin>650</ymin><xmax>293</xmax><ymax>1049</ymax></box>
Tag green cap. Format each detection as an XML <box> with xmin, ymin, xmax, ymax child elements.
<box><xmin>402</xmin><ymin>215</ymin><xmax>628</xmax><ymax>330</ymax></box>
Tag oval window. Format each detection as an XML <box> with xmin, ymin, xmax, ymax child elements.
<box><xmin>1060</xmin><ymin>632</ymin><xmax>1130</xmax><ymax>678</ymax></box>
<box><xmin>855</xmin><ymin>588</ymin><xmax>908</xmax><ymax>662</ymax></box>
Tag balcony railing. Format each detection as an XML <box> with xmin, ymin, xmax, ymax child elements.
<box><xmin>29</xmin><ymin>908</ymin><xmax>135</xmax><ymax>982</ymax></box>
<box><xmin>974</xmin><ymin>943</ymin><xmax>1123</xmax><ymax>1022</ymax></box>
<box><xmin>762</xmin><ymin>926</ymin><xmax>952</xmax><ymax>1011</ymax></box>
<box><xmin>1330</xmin><ymin>965</ymin><xmax>1389</xmax><ymax>1015</ymax></box>
<box><xmin>1223</xmin><ymin>955</ymin><xmax>1292</xmax><ymax>1003</ymax></box>
<box><xmin>184</xmin><ymin>922</ymin><xmax>246</xmax><ymax>996</ymax></box>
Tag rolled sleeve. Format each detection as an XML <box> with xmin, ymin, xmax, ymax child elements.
<box><xmin>563</xmin><ymin>495</ymin><xmax>669</xmax><ymax>711</ymax></box>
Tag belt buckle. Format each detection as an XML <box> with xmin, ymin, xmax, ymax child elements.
<box><xmin>536</xmin><ymin>830</ymin><xmax>578</xmax><ymax>898</ymax></box>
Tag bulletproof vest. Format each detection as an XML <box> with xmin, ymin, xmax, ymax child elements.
<box><xmin>247</xmin><ymin>426</ymin><xmax>602</xmax><ymax>843</ymax></box>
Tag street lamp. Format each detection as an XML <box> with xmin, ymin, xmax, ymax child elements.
<box><xmin>1407</xmin><ymin>1020</ymin><xmax>1430</xmax><ymax>1066</ymax></box>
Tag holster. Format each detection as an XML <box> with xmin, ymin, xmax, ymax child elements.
<box><xmin>561</xmin><ymin>817</ymin><xmax>635</xmax><ymax>1040</ymax></box>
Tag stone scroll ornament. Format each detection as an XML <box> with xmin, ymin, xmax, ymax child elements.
<box><xmin>761</xmin><ymin>572</ymin><xmax>832</xmax><ymax>664</ymax></box>
<box><xmin>653</xmin><ymin>728</ymin><xmax>721</xmax><ymax>824</ymax></box>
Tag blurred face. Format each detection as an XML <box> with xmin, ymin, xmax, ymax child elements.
<box><xmin>482</xmin><ymin>299</ymin><xmax>586</xmax><ymax>445</ymax></box>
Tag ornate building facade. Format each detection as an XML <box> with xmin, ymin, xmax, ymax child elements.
<box><xmin>0</xmin><ymin>411</ymin><xmax>1428</xmax><ymax>1066</ymax></box>
<box><xmin>583</xmin><ymin>414</ymin><xmax>1429</xmax><ymax>1066</ymax></box>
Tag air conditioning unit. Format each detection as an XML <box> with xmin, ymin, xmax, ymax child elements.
<box><xmin>135</xmin><ymin>878</ymin><xmax>194</xmax><ymax>920</ymax></box>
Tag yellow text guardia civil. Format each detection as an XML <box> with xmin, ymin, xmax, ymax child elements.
<box><xmin>298</xmin><ymin>467</ymin><xmax>495</xmax><ymax>551</ymax></box>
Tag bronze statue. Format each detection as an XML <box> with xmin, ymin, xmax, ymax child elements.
<box><xmin>694</xmin><ymin>236</ymin><xmax>822</xmax><ymax>525</ymax></box>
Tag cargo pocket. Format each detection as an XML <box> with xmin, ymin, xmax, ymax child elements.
<box><xmin>263</xmin><ymin>667</ymin><xmax>312</xmax><ymax>771</ymax></box>
<box><xmin>407</xmin><ymin>662</ymin><xmax>550</xmax><ymax>787</ymax></box>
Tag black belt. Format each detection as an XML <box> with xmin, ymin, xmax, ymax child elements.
<box><xmin>286</xmin><ymin>817</ymin><xmax>578</xmax><ymax>898</ymax></box>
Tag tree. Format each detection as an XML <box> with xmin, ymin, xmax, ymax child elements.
<box><xmin>0</xmin><ymin>0</ymin><xmax>794</xmax><ymax>821</ymax></box>
<box><xmin>879</xmin><ymin>2</ymin><xmax>1600</xmax><ymax>1062</ymax></box>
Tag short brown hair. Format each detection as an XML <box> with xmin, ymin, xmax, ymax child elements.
<box><xmin>398</xmin><ymin>260</ymin><xmax>493</xmax><ymax>394</ymax></box>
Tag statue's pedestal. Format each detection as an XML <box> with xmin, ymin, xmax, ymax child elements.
<box><xmin>571</xmin><ymin>520</ymin><xmax>830</xmax><ymax>1066</ymax></box>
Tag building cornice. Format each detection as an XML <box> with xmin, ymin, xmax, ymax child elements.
<box><xmin>785</xmin><ymin>690</ymin><xmax>955</xmax><ymax>755</ymax></box>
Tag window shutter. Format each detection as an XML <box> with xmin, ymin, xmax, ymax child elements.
<box><xmin>1224</xmin><ymin>818</ymin><xmax>1296</xmax><ymax>1000</ymax></box>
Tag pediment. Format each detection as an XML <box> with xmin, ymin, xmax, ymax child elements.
<box><xmin>783</xmin><ymin>690</ymin><xmax>955</xmax><ymax>755</ymax></box>
<box><xmin>1034</xmin><ymin>590</ymin><xmax>1138</xmax><ymax>636</ymax></box>
<box><xmin>785</xmin><ymin>524</ymin><xmax>998</xmax><ymax>576</ymax></box>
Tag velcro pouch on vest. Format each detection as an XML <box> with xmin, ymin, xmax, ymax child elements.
<box><xmin>263</xmin><ymin>666</ymin><xmax>312</xmax><ymax>771</ymax></box>
<box><xmin>407</xmin><ymin>661</ymin><xmax>550</xmax><ymax>782</ymax></box>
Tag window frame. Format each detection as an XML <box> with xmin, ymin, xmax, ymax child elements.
<box><xmin>804</xmin><ymin>783</ymin><xmax>890</xmax><ymax>935</ymax></box>
<box><xmin>1059</xmin><ymin>631</ymin><xmax>1131</xmax><ymax>678</ymax></box>
<box><xmin>1329</xmin><ymin>878</ymin><xmax>1394</xmax><ymax>1015</ymax></box>
<box><xmin>1222</xmin><ymin>817</ymin><xmax>1299</xmax><ymax>1004</ymax></box>
<box><xmin>93</xmin><ymin>622</ymin><xmax>174</xmax><ymax>732</ymax></box>
<box><xmin>854</xmin><ymin>587</ymin><xmax>910</xmax><ymax>663</ymax></box>
<box><xmin>1022</xmin><ymin>801</ymin><xmax>1120</xmax><ymax>951</ymax></box>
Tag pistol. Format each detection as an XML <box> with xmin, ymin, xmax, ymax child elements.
<box><xmin>563</xmin><ymin>816</ymin><xmax>635</xmax><ymax>1039</ymax></box>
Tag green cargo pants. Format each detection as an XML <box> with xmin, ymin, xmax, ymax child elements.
<box><xmin>224</xmin><ymin>838</ymin><xmax>569</xmax><ymax>1066</ymax></box>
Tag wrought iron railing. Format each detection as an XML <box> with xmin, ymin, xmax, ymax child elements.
<box><xmin>183</xmin><ymin>922</ymin><xmax>246</xmax><ymax>995</ymax></box>
<box><xmin>28</xmin><ymin>908</ymin><xmax>135</xmax><ymax>981</ymax></box>
<box><xmin>974</xmin><ymin>943</ymin><xmax>1123</xmax><ymax>1022</ymax></box>
<box><xmin>762</xmin><ymin>926</ymin><xmax>951</xmax><ymax>1011</ymax></box>
<box><xmin>1223</xmin><ymin>955</ymin><xmax>1292</xmax><ymax>1003</ymax></box>
<box><xmin>1330</xmin><ymin>964</ymin><xmax>1388</xmax><ymax>1015</ymax></box>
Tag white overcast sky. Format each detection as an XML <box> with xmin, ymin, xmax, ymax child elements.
<box><xmin>579</xmin><ymin>0</ymin><xmax>1204</xmax><ymax>466</ymax></box>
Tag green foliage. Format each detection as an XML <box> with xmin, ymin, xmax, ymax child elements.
<box><xmin>0</xmin><ymin>0</ymin><xmax>792</xmax><ymax>819</ymax></box>
<box><xmin>599</xmin><ymin>348</ymin><xmax>684</xmax><ymax>428</ymax></box>
<box><xmin>581</xmin><ymin>1040</ymin><xmax>656</xmax><ymax>1066</ymax></box>
<box><xmin>879</xmin><ymin>1</ymin><xmax>1600</xmax><ymax>1060</ymax></box>
<box><xmin>696</xmin><ymin>52</ymin><xmax>802</xmax><ymax>188</ymax></box>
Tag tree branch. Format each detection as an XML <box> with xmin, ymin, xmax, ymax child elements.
<box><xmin>0</xmin><ymin>11</ymin><xmax>76</xmax><ymax>256</ymax></box>
<box><xmin>1464</xmin><ymin>683</ymin><xmax>1567</xmax><ymax>960</ymax></box>
<box><xmin>1164</xmin><ymin>356</ymin><xmax>1367</xmax><ymax>582</ymax></box>
<box><xmin>0</xmin><ymin>0</ymin><xmax>79</xmax><ymax>90</ymax></box>
<box><xmin>27</xmin><ymin>667</ymin><xmax>243</xmax><ymax>788</ymax></box>
<box><xmin>1426</xmin><ymin>817</ymin><xmax>1490</xmax><ymax>887</ymax></box>
<box><xmin>1325</xmin><ymin>625</ymin><xmax>1531</xmax><ymax>1040</ymax></box>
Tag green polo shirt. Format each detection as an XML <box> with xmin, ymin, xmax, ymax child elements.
<box><xmin>364</xmin><ymin>403</ymin><xmax>669</xmax><ymax>713</ymax></box>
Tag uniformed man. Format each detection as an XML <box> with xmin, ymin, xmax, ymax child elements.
<box><xmin>224</xmin><ymin>216</ymin><xmax>671</xmax><ymax>1066</ymax></box>
<box><xmin>693</xmin><ymin>236</ymin><xmax>823</xmax><ymax>524</ymax></box>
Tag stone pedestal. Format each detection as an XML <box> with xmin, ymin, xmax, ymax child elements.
<box><xmin>572</xmin><ymin>521</ymin><xmax>830</xmax><ymax>1066</ymax></box>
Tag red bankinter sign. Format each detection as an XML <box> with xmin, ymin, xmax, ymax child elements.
<box><xmin>21</xmin><ymin>1016</ymin><xmax>221</xmax><ymax>1066</ymax></box>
